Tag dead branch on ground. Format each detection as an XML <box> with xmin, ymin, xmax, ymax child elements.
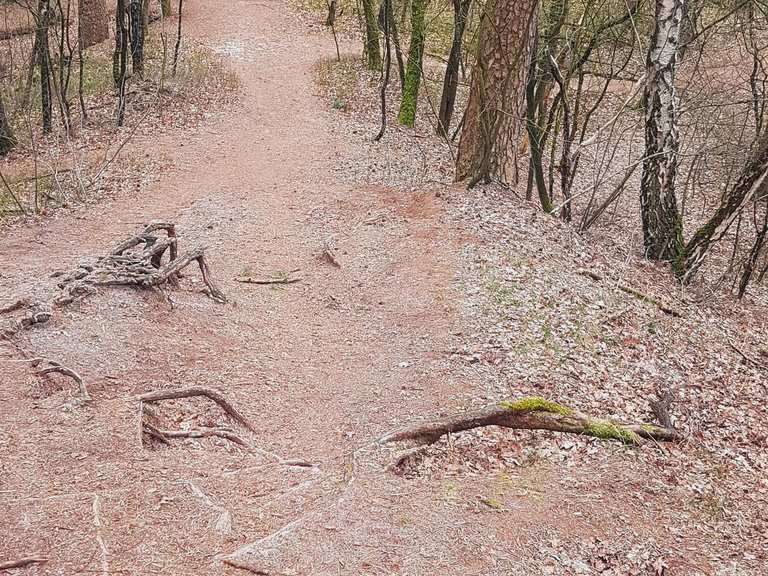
<box><xmin>0</xmin><ymin>557</ymin><xmax>48</xmax><ymax>571</ymax></box>
<box><xmin>577</xmin><ymin>268</ymin><xmax>681</xmax><ymax>317</ymax></box>
<box><xmin>56</xmin><ymin>222</ymin><xmax>226</xmax><ymax>305</ymax></box>
<box><xmin>1</xmin><ymin>301</ymin><xmax>53</xmax><ymax>338</ymax></box>
<box><xmin>235</xmin><ymin>274</ymin><xmax>301</xmax><ymax>285</ymax></box>
<box><xmin>380</xmin><ymin>397</ymin><xmax>682</xmax><ymax>454</ymax></box>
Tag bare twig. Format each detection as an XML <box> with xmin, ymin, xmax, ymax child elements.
<box><xmin>234</xmin><ymin>276</ymin><xmax>301</xmax><ymax>285</ymax></box>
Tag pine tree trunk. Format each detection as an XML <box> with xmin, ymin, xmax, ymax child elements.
<box><xmin>437</xmin><ymin>0</ymin><xmax>471</xmax><ymax>136</ymax></box>
<box><xmin>361</xmin><ymin>0</ymin><xmax>381</xmax><ymax>70</ymax></box>
<box><xmin>78</xmin><ymin>0</ymin><xmax>108</xmax><ymax>49</ymax></box>
<box><xmin>397</xmin><ymin>0</ymin><xmax>428</xmax><ymax>127</ymax></box>
<box><xmin>640</xmin><ymin>0</ymin><xmax>684</xmax><ymax>262</ymax></box>
<box><xmin>0</xmin><ymin>92</ymin><xmax>16</xmax><ymax>155</ymax></box>
<box><xmin>456</xmin><ymin>0</ymin><xmax>538</xmax><ymax>185</ymax></box>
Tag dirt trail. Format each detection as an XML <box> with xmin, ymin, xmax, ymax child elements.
<box><xmin>0</xmin><ymin>1</ymin><xmax>705</xmax><ymax>574</ymax></box>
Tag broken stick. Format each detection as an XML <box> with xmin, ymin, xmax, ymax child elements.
<box><xmin>380</xmin><ymin>396</ymin><xmax>682</xmax><ymax>448</ymax></box>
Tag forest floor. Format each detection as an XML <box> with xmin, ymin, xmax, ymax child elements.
<box><xmin>1</xmin><ymin>1</ymin><xmax>767</xmax><ymax>575</ymax></box>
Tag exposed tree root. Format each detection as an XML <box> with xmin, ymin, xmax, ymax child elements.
<box><xmin>0</xmin><ymin>298</ymin><xmax>30</xmax><ymax>314</ymax></box>
<box><xmin>0</xmin><ymin>557</ymin><xmax>48</xmax><ymax>571</ymax></box>
<box><xmin>380</xmin><ymin>397</ymin><xmax>682</xmax><ymax>450</ymax></box>
<box><xmin>1</xmin><ymin>301</ymin><xmax>53</xmax><ymax>338</ymax></box>
<box><xmin>138</xmin><ymin>387</ymin><xmax>260</xmax><ymax>452</ymax></box>
<box><xmin>577</xmin><ymin>268</ymin><xmax>681</xmax><ymax>317</ymax></box>
<box><xmin>222</xmin><ymin>557</ymin><xmax>271</xmax><ymax>575</ymax></box>
<box><xmin>138</xmin><ymin>386</ymin><xmax>256</xmax><ymax>432</ymax></box>
<box><xmin>56</xmin><ymin>222</ymin><xmax>226</xmax><ymax>305</ymax></box>
<box><xmin>36</xmin><ymin>361</ymin><xmax>91</xmax><ymax>401</ymax></box>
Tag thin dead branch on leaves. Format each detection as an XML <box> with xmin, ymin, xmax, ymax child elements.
<box><xmin>35</xmin><ymin>360</ymin><xmax>91</xmax><ymax>401</ymax></box>
<box><xmin>56</xmin><ymin>222</ymin><xmax>226</xmax><ymax>305</ymax></box>
<box><xmin>0</xmin><ymin>298</ymin><xmax>30</xmax><ymax>314</ymax></box>
<box><xmin>235</xmin><ymin>272</ymin><xmax>302</xmax><ymax>286</ymax></box>
<box><xmin>577</xmin><ymin>268</ymin><xmax>681</xmax><ymax>317</ymax></box>
<box><xmin>1</xmin><ymin>301</ymin><xmax>53</xmax><ymax>338</ymax></box>
<box><xmin>728</xmin><ymin>339</ymin><xmax>768</xmax><ymax>371</ymax></box>
<box><xmin>380</xmin><ymin>396</ymin><xmax>682</xmax><ymax>467</ymax></box>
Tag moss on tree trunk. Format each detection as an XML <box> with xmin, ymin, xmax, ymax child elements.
<box><xmin>397</xmin><ymin>0</ymin><xmax>427</xmax><ymax>127</ymax></box>
<box><xmin>361</xmin><ymin>0</ymin><xmax>381</xmax><ymax>70</ymax></box>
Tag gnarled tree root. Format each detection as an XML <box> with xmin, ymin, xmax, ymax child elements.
<box><xmin>35</xmin><ymin>360</ymin><xmax>91</xmax><ymax>401</ymax></box>
<box><xmin>56</xmin><ymin>222</ymin><xmax>226</xmax><ymax>306</ymax></box>
<box><xmin>138</xmin><ymin>387</ymin><xmax>260</xmax><ymax>453</ymax></box>
<box><xmin>380</xmin><ymin>396</ymin><xmax>682</xmax><ymax>451</ymax></box>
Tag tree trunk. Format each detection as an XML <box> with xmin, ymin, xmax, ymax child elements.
<box><xmin>78</xmin><ymin>0</ymin><xmax>108</xmax><ymax>49</ymax></box>
<box><xmin>640</xmin><ymin>0</ymin><xmax>684</xmax><ymax>262</ymax></box>
<box><xmin>130</xmin><ymin>0</ymin><xmax>144</xmax><ymax>76</ymax></box>
<box><xmin>680</xmin><ymin>131</ymin><xmax>768</xmax><ymax>283</ymax></box>
<box><xmin>397</xmin><ymin>0</ymin><xmax>428</xmax><ymax>127</ymax></box>
<box><xmin>361</xmin><ymin>0</ymin><xmax>381</xmax><ymax>70</ymax></box>
<box><xmin>456</xmin><ymin>0</ymin><xmax>539</xmax><ymax>185</ymax></box>
<box><xmin>37</xmin><ymin>0</ymin><xmax>53</xmax><ymax>134</ymax></box>
<box><xmin>437</xmin><ymin>0</ymin><xmax>471</xmax><ymax>136</ymax></box>
<box><xmin>0</xmin><ymin>92</ymin><xmax>16</xmax><ymax>155</ymax></box>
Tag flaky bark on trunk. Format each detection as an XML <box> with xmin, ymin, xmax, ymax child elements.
<box><xmin>640</xmin><ymin>0</ymin><xmax>684</xmax><ymax>262</ymax></box>
<box><xmin>361</xmin><ymin>0</ymin><xmax>381</xmax><ymax>70</ymax></box>
<box><xmin>78</xmin><ymin>0</ymin><xmax>108</xmax><ymax>49</ymax></box>
<box><xmin>437</xmin><ymin>0</ymin><xmax>471</xmax><ymax>136</ymax></box>
<box><xmin>397</xmin><ymin>0</ymin><xmax>428</xmax><ymax>127</ymax></box>
<box><xmin>456</xmin><ymin>0</ymin><xmax>538</xmax><ymax>186</ymax></box>
<box><xmin>381</xmin><ymin>397</ymin><xmax>681</xmax><ymax>447</ymax></box>
<box><xmin>680</xmin><ymin>131</ymin><xmax>768</xmax><ymax>283</ymax></box>
<box><xmin>129</xmin><ymin>0</ymin><xmax>145</xmax><ymax>76</ymax></box>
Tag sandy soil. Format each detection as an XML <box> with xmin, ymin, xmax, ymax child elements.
<box><xmin>1</xmin><ymin>1</ymin><xmax>766</xmax><ymax>575</ymax></box>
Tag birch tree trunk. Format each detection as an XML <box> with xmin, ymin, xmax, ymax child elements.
<box><xmin>456</xmin><ymin>0</ymin><xmax>538</xmax><ymax>186</ymax></box>
<box><xmin>640</xmin><ymin>0</ymin><xmax>684</xmax><ymax>262</ymax></box>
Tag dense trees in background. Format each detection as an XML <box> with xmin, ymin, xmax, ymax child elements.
<box><xmin>335</xmin><ymin>0</ymin><xmax>768</xmax><ymax>298</ymax></box>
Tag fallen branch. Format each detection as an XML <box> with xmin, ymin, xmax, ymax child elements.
<box><xmin>380</xmin><ymin>396</ymin><xmax>681</xmax><ymax>448</ymax></box>
<box><xmin>138</xmin><ymin>387</ymin><xmax>256</xmax><ymax>433</ymax></box>
<box><xmin>222</xmin><ymin>557</ymin><xmax>271</xmax><ymax>575</ymax></box>
<box><xmin>578</xmin><ymin>268</ymin><xmax>681</xmax><ymax>317</ymax></box>
<box><xmin>0</xmin><ymin>557</ymin><xmax>48</xmax><ymax>571</ymax></box>
<box><xmin>37</xmin><ymin>362</ymin><xmax>92</xmax><ymax>401</ymax></box>
<box><xmin>234</xmin><ymin>276</ymin><xmax>301</xmax><ymax>285</ymax></box>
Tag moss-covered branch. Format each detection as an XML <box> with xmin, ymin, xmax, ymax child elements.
<box><xmin>380</xmin><ymin>396</ymin><xmax>681</xmax><ymax>446</ymax></box>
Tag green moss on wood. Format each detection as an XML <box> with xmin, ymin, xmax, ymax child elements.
<box><xmin>361</xmin><ymin>0</ymin><xmax>381</xmax><ymax>70</ymax></box>
<box><xmin>499</xmin><ymin>396</ymin><xmax>572</xmax><ymax>416</ymax></box>
<box><xmin>584</xmin><ymin>419</ymin><xmax>639</xmax><ymax>443</ymax></box>
<box><xmin>397</xmin><ymin>0</ymin><xmax>427</xmax><ymax>126</ymax></box>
